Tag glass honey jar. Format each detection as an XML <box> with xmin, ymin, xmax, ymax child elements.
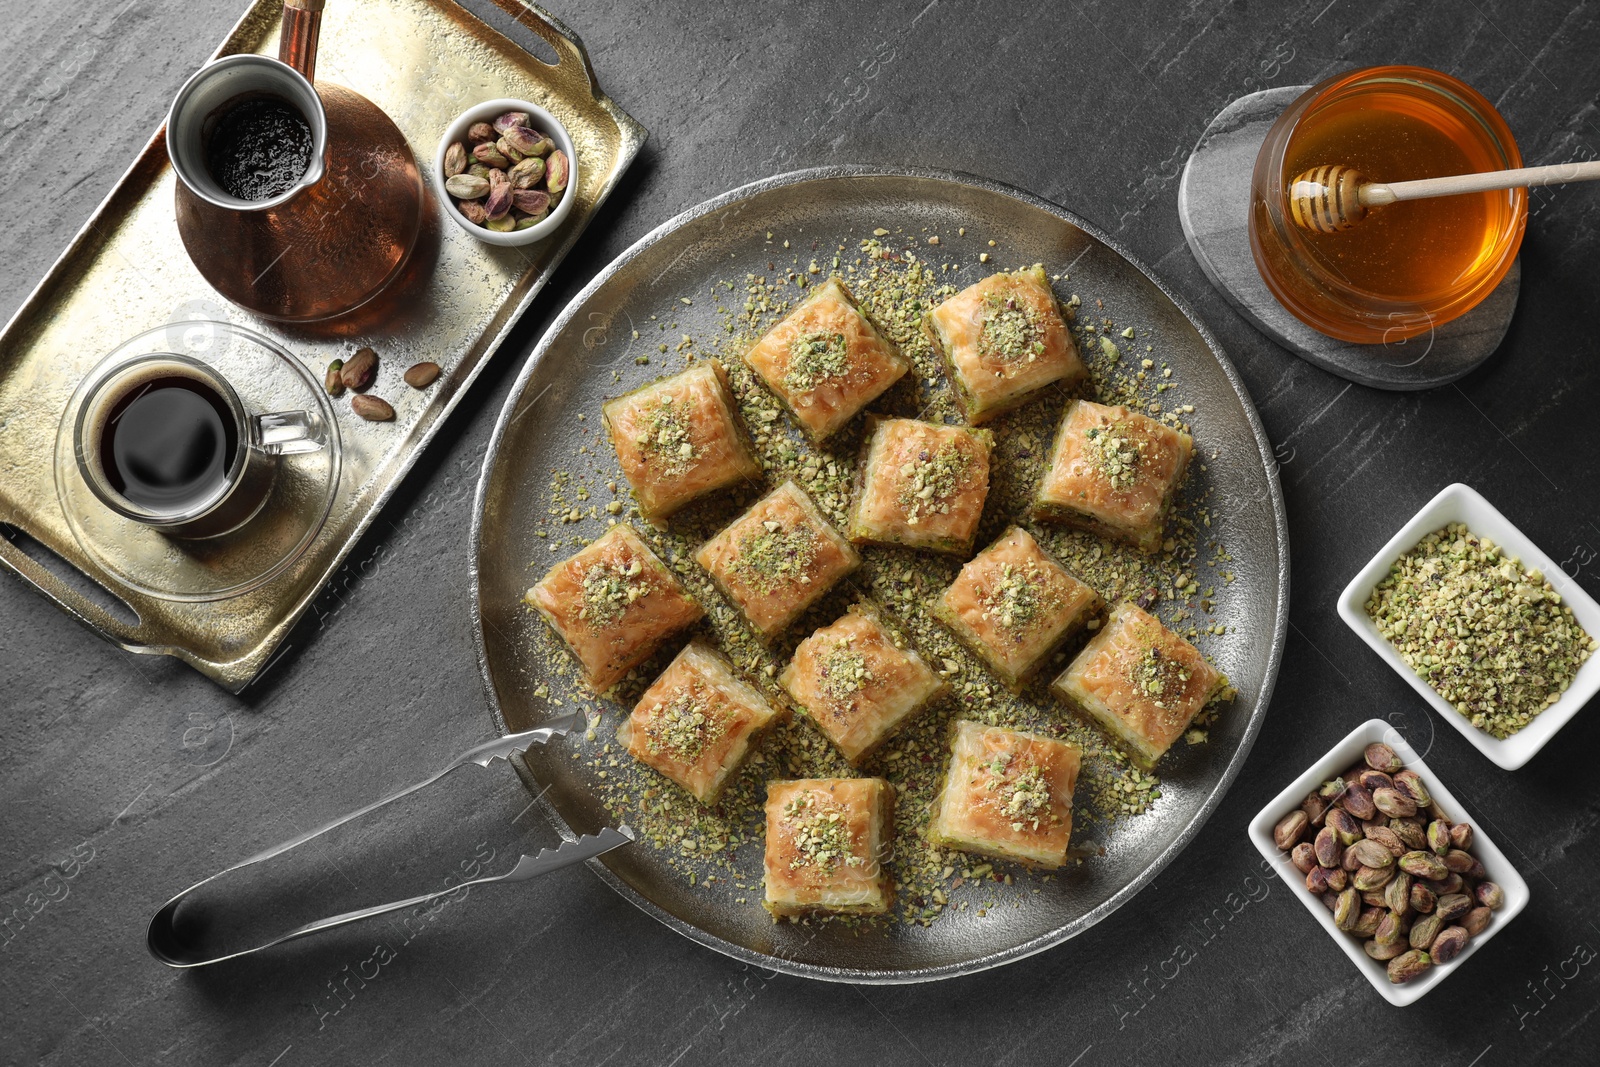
<box><xmin>1250</xmin><ymin>66</ymin><xmax>1526</xmax><ymax>344</ymax></box>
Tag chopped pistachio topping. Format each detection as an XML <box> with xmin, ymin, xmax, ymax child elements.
<box><xmin>784</xmin><ymin>330</ymin><xmax>849</xmax><ymax>393</ymax></box>
<box><xmin>732</xmin><ymin>521</ymin><xmax>818</xmax><ymax>594</ymax></box>
<box><xmin>982</xmin><ymin>752</ymin><xmax>1055</xmax><ymax>832</ymax></box>
<box><xmin>1366</xmin><ymin>523</ymin><xmax>1597</xmax><ymax>738</ymax></box>
<box><xmin>896</xmin><ymin>439</ymin><xmax>972</xmax><ymax>525</ymax></box>
<box><xmin>817</xmin><ymin>638</ymin><xmax>871</xmax><ymax>704</ymax></box>
<box><xmin>1084</xmin><ymin>422</ymin><xmax>1142</xmax><ymax>490</ymax></box>
<box><xmin>634</xmin><ymin>397</ymin><xmax>696</xmax><ymax>477</ymax></box>
<box><xmin>978</xmin><ymin>291</ymin><xmax>1045</xmax><ymax>363</ymax></box>
<box><xmin>784</xmin><ymin>793</ymin><xmax>863</xmax><ymax>872</ymax></box>
<box><xmin>578</xmin><ymin>558</ymin><xmax>647</xmax><ymax>630</ymax></box>
<box><xmin>979</xmin><ymin>562</ymin><xmax>1048</xmax><ymax>632</ymax></box>
<box><xmin>1131</xmin><ymin>645</ymin><xmax>1191</xmax><ymax>710</ymax></box>
<box><xmin>646</xmin><ymin>684</ymin><xmax>723</xmax><ymax>760</ymax></box>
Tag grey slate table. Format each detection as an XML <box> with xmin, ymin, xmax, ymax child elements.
<box><xmin>4</xmin><ymin>2</ymin><xmax>1599</xmax><ymax>1064</ymax></box>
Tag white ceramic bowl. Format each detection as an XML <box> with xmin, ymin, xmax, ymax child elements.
<box><xmin>1336</xmin><ymin>483</ymin><xmax>1600</xmax><ymax>770</ymax></box>
<box><xmin>1247</xmin><ymin>718</ymin><xmax>1529</xmax><ymax>1006</ymax></box>
<box><xmin>433</xmin><ymin>97</ymin><xmax>578</xmax><ymax>247</ymax></box>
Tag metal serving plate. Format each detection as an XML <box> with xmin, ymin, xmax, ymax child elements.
<box><xmin>0</xmin><ymin>0</ymin><xmax>644</xmax><ymax>690</ymax></box>
<box><xmin>472</xmin><ymin>167</ymin><xmax>1289</xmax><ymax>982</ymax></box>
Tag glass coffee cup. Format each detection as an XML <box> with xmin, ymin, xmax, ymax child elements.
<box><xmin>73</xmin><ymin>352</ymin><xmax>325</xmax><ymax>539</ymax></box>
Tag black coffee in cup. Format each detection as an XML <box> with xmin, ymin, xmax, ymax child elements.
<box><xmin>98</xmin><ymin>375</ymin><xmax>240</xmax><ymax>512</ymax></box>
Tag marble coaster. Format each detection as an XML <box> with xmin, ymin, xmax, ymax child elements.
<box><xmin>1178</xmin><ymin>85</ymin><xmax>1519</xmax><ymax>391</ymax></box>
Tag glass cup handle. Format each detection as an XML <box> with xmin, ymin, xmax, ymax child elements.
<box><xmin>254</xmin><ymin>410</ymin><xmax>325</xmax><ymax>456</ymax></box>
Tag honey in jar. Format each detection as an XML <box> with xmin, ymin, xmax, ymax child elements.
<box><xmin>1250</xmin><ymin>66</ymin><xmax>1526</xmax><ymax>344</ymax></box>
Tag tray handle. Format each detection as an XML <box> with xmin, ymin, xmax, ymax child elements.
<box><xmin>0</xmin><ymin>522</ymin><xmax>167</xmax><ymax>655</ymax></box>
<box><xmin>492</xmin><ymin>0</ymin><xmax>602</xmax><ymax>99</ymax></box>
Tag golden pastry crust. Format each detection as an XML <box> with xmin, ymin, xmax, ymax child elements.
<box><xmin>779</xmin><ymin>604</ymin><xmax>945</xmax><ymax>764</ymax></box>
<box><xmin>763</xmin><ymin>777</ymin><xmax>894</xmax><ymax>917</ymax></box>
<box><xmin>525</xmin><ymin>524</ymin><xmax>703</xmax><ymax>693</ymax></box>
<box><xmin>618</xmin><ymin>639</ymin><xmax>783</xmax><ymax>805</ymax></box>
<box><xmin>933</xmin><ymin>525</ymin><xmax>1104</xmax><ymax>691</ymax></box>
<box><xmin>602</xmin><ymin>360</ymin><xmax>762</xmax><ymax>522</ymax></box>
<box><xmin>694</xmin><ymin>481</ymin><xmax>861</xmax><ymax>640</ymax></box>
<box><xmin>1032</xmin><ymin>398</ymin><xmax>1193</xmax><ymax>554</ymax></box>
<box><xmin>1052</xmin><ymin>602</ymin><xmax>1227</xmax><ymax>768</ymax></box>
<box><xmin>926</xmin><ymin>720</ymin><xmax>1081</xmax><ymax>869</ymax></box>
<box><xmin>846</xmin><ymin>417</ymin><xmax>994</xmax><ymax>556</ymax></box>
<box><xmin>742</xmin><ymin>277</ymin><xmax>910</xmax><ymax>441</ymax></box>
<box><xmin>923</xmin><ymin>266</ymin><xmax>1086</xmax><ymax>424</ymax></box>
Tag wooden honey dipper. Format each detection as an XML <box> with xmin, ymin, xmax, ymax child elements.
<box><xmin>1288</xmin><ymin>159</ymin><xmax>1600</xmax><ymax>233</ymax></box>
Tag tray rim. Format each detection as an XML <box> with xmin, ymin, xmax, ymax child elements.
<box><xmin>469</xmin><ymin>163</ymin><xmax>1291</xmax><ymax>983</ymax></box>
<box><xmin>0</xmin><ymin>0</ymin><xmax>649</xmax><ymax>691</ymax></box>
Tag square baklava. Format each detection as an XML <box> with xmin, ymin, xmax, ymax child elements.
<box><xmin>1052</xmin><ymin>602</ymin><xmax>1227</xmax><ymax>769</ymax></box>
<box><xmin>923</xmin><ymin>266</ymin><xmax>1086</xmax><ymax>424</ymax></box>
<box><xmin>617</xmin><ymin>638</ymin><xmax>781</xmax><ymax>806</ymax></box>
<box><xmin>763</xmin><ymin>777</ymin><xmax>894</xmax><ymax>917</ymax></box>
<box><xmin>933</xmin><ymin>525</ymin><xmax>1104</xmax><ymax>691</ymax></box>
<box><xmin>926</xmin><ymin>720</ymin><xmax>1081</xmax><ymax>869</ymax></box>
<box><xmin>1031</xmin><ymin>398</ymin><xmax>1194</xmax><ymax>554</ymax></box>
<box><xmin>524</xmin><ymin>523</ymin><xmax>704</xmax><ymax>693</ymax></box>
<box><xmin>846</xmin><ymin>417</ymin><xmax>994</xmax><ymax>556</ymax></box>
<box><xmin>694</xmin><ymin>480</ymin><xmax>861</xmax><ymax>640</ymax></box>
<box><xmin>779</xmin><ymin>604</ymin><xmax>945</xmax><ymax>764</ymax></box>
<box><xmin>742</xmin><ymin>277</ymin><xmax>910</xmax><ymax>442</ymax></box>
<box><xmin>602</xmin><ymin>359</ymin><xmax>762</xmax><ymax>522</ymax></box>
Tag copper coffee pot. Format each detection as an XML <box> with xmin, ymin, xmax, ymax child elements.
<box><xmin>167</xmin><ymin>0</ymin><xmax>425</xmax><ymax>323</ymax></box>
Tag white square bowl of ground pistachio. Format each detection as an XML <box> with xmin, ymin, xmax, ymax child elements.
<box><xmin>1336</xmin><ymin>482</ymin><xmax>1600</xmax><ymax>771</ymax></box>
<box><xmin>1248</xmin><ymin>718</ymin><xmax>1529</xmax><ymax>1007</ymax></box>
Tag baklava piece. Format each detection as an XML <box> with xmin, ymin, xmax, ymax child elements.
<box><xmin>602</xmin><ymin>360</ymin><xmax>761</xmax><ymax>522</ymax></box>
<box><xmin>846</xmin><ymin>417</ymin><xmax>994</xmax><ymax>556</ymax></box>
<box><xmin>1031</xmin><ymin>398</ymin><xmax>1193</xmax><ymax>554</ymax></box>
<box><xmin>742</xmin><ymin>277</ymin><xmax>910</xmax><ymax>442</ymax></box>
<box><xmin>694</xmin><ymin>481</ymin><xmax>861</xmax><ymax>640</ymax></box>
<box><xmin>779</xmin><ymin>604</ymin><xmax>945</xmax><ymax>764</ymax></box>
<box><xmin>617</xmin><ymin>638</ymin><xmax>781</xmax><ymax>806</ymax></box>
<box><xmin>934</xmin><ymin>525</ymin><xmax>1104</xmax><ymax>691</ymax></box>
<box><xmin>926</xmin><ymin>720</ymin><xmax>1082</xmax><ymax>869</ymax></box>
<box><xmin>763</xmin><ymin>777</ymin><xmax>894</xmax><ymax>917</ymax></box>
<box><xmin>923</xmin><ymin>266</ymin><xmax>1086</xmax><ymax>424</ymax></box>
<box><xmin>1052</xmin><ymin>603</ymin><xmax>1227</xmax><ymax>769</ymax></box>
<box><xmin>525</xmin><ymin>524</ymin><xmax>704</xmax><ymax>693</ymax></box>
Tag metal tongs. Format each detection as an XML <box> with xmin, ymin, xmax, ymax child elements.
<box><xmin>146</xmin><ymin>712</ymin><xmax>631</xmax><ymax>968</ymax></box>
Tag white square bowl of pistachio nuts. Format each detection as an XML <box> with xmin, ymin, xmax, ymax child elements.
<box><xmin>434</xmin><ymin>98</ymin><xmax>578</xmax><ymax>246</ymax></box>
<box><xmin>1336</xmin><ymin>482</ymin><xmax>1600</xmax><ymax>771</ymax></box>
<box><xmin>1248</xmin><ymin>718</ymin><xmax>1529</xmax><ymax>1006</ymax></box>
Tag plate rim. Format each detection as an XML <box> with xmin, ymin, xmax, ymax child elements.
<box><xmin>468</xmin><ymin>163</ymin><xmax>1291</xmax><ymax>983</ymax></box>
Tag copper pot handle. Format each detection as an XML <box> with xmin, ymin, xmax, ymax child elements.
<box><xmin>280</xmin><ymin>0</ymin><xmax>324</xmax><ymax>83</ymax></box>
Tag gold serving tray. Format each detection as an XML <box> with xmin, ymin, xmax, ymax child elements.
<box><xmin>0</xmin><ymin>0</ymin><xmax>645</xmax><ymax>690</ymax></box>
